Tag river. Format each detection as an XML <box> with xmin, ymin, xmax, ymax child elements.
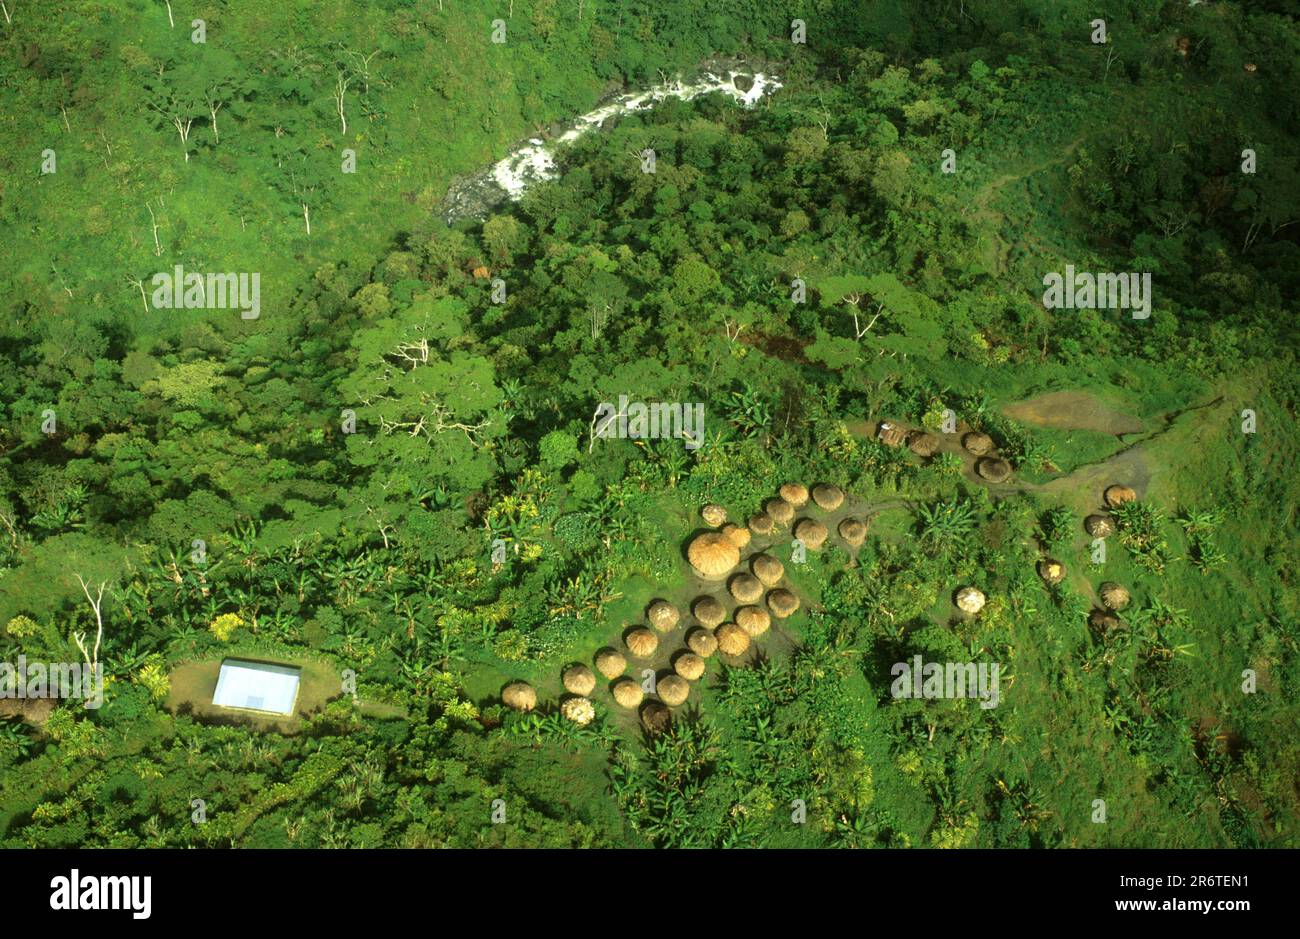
<box><xmin>440</xmin><ymin>62</ymin><xmax>783</xmax><ymax>225</ymax></box>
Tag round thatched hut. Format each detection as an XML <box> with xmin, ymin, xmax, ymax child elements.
<box><xmin>1105</xmin><ymin>485</ymin><xmax>1137</xmax><ymax>508</ymax></box>
<box><xmin>647</xmin><ymin>599</ymin><xmax>680</xmax><ymax>633</ymax></box>
<box><xmin>721</xmin><ymin>523</ymin><xmax>752</xmax><ymax>550</ymax></box>
<box><xmin>687</xmin><ymin>531</ymin><xmax>740</xmax><ymax>580</ymax></box>
<box><xmin>1089</xmin><ymin>609</ymin><xmax>1121</xmax><ymax>633</ymax></box>
<box><xmin>594</xmin><ymin>648</ymin><xmax>627</xmax><ymax>680</ymax></box>
<box><xmin>963</xmin><ymin>432</ymin><xmax>993</xmax><ymax>456</ymax></box>
<box><xmin>750</xmin><ymin>553</ymin><xmax>784</xmax><ymax>587</ymax></box>
<box><xmin>765</xmin><ymin>498</ymin><xmax>795</xmax><ymax>527</ymax></box>
<box><xmin>976</xmin><ymin>457</ymin><xmax>1012</xmax><ymax>483</ymax></box>
<box><xmin>812</xmin><ymin>484</ymin><xmax>844</xmax><ymax>512</ymax></box>
<box><xmin>749</xmin><ymin>513</ymin><xmax>775</xmax><ymax>536</ymax></box>
<box><xmin>625</xmin><ymin>627</ymin><xmax>659</xmax><ymax>658</ymax></box>
<box><xmin>1099</xmin><ymin>582</ymin><xmax>1131</xmax><ymax>611</ymax></box>
<box><xmin>794</xmin><ymin>518</ymin><xmax>829</xmax><ymax>550</ymax></box>
<box><xmin>838</xmin><ymin>517</ymin><xmax>867</xmax><ymax>547</ymax></box>
<box><xmin>1037</xmin><ymin>558</ymin><xmax>1065</xmax><ymax>585</ymax></box>
<box><xmin>563</xmin><ymin>664</ymin><xmax>597</xmax><ymax>697</ymax></box>
<box><xmin>657</xmin><ymin>674</ymin><xmax>690</xmax><ymax>707</ymax></box>
<box><xmin>767</xmin><ymin>588</ymin><xmax>801</xmax><ymax>619</ymax></box>
<box><xmin>611</xmin><ymin>678</ymin><xmax>644</xmax><ymax>709</ymax></box>
<box><xmin>955</xmin><ymin>586</ymin><xmax>986</xmax><ymax>614</ymax></box>
<box><xmin>686</xmin><ymin>626</ymin><xmax>718</xmax><ymax>658</ymax></box>
<box><xmin>729</xmin><ymin>573</ymin><xmax>764</xmax><ymax>604</ymax></box>
<box><xmin>701</xmin><ymin>503</ymin><xmax>728</xmax><ymax>528</ymax></box>
<box><xmin>908</xmin><ymin>432</ymin><xmax>940</xmax><ymax>458</ymax></box>
<box><xmin>692</xmin><ymin>595</ymin><xmax>727</xmax><ymax>628</ymax></box>
<box><xmin>673</xmin><ymin>652</ymin><xmax>706</xmax><ymax>681</ymax></box>
<box><xmin>502</xmin><ymin>681</ymin><xmax>536</xmax><ymax>712</ymax></box>
<box><xmin>561</xmin><ymin>696</ymin><xmax>595</xmax><ymax>725</ymax></box>
<box><xmin>714</xmin><ymin>622</ymin><xmax>751</xmax><ymax>656</ymax></box>
<box><xmin>736</xmin><ymin>605</ymin><xmax>771</xmax><ymax>637</ymax></box>
<box><xmin>1084</xmin><ymin>514</ymin><xmax>1115</xmax><ymax>538</ymax></box>
<box><xmin>640</xmin><ymin>700</ymin><xmax>672</xmax><ymax>734</ymax></box>
<box><xmin>780</xmin><ymin>483</ymin><xmax>809</xmax><ymax>508</ymax></box>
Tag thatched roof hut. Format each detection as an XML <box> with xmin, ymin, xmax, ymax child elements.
<box><xmin>1037</xmin><ymin>558</ymin><xmax>1065</xmax><ymax>585</ymax></box>
<box><xmin>767</xmin><ymin>588</ymin><xmax>801</xmax><ymax>619</ymax></box>
<box><xmin>721</xmin><ymin>523</ymin><xmax>752</xmax><ymax>550</ymax></box>
<box><xmin>749</xmin><ymin>513</ymin><xmax>775</xmax><ymax>536</ymax></box>
<box><xmin>812</xmin><ymin>483</ymin><xmax>844</xmax><ymax>511</ymax></box>
<box><xmin>955</xmin><ymin>586</ymin><xmax>986</xmax><ymax>614</ymax></box>
<box><xmin>563</xmin><ymin>664</ymin><xmax>597</xmax><ymax>697</ymax></box>
<box><xmin>673</xmin><ymin>651</ymin><xmax>706</xmax><ymax>681</ymax></box>
<box><xmin>1099</xmin><ymin>582</ymin><xmax>1131</xmax><ymax>611</ymax></box>
<box><xmin>878</xmin><ymin>421</ymin><xmax>907</xmax><ymax>447</ymax></box>
<box><xmin>1084</xmin><ymin>514</ymin><xmax>1115</xmax><ymax>538</ymax></box>
<box><xmin>640</xmin><ymin>700</ymin><xmax>672</xmax><ymax>734</ymax></box>
<box><xmin>1089</xmin><ymin>609</ymin><xmax>1121</xmax><ymax>633</ymax></box>
<box><xmin>594</xmin><ymin>649</ymin><xmax>627</xmax><ymax>680</ymax></box>
<box><xmin>963</xmin><ymin>432</ymin><xmax>993</xmax><ymax>456</ymax></box>
<box><xmin>701</xmin><ymin>503</ymin><xmax>728</xmax><ymax>527</ymax></box>
<box><xmin>750</xmin><ymin>553</ymin><xmax>784</xmax><ymax>586</ymax></box>
<box><xmin>714</xmin><ymin>622</ymin><xmax>751</xmax><ymax>656</ymax></box>
<box><xmin>779</xmin><ymin>482</ymin><xmax>809</xmax><ymax>507</ymax></box>
<box><xmin>625</xmin><ymin>627</ymin><xmax>659</xmax><ymax>658</ymax></box>
<box><xmin>838</xmin><ymin>517</ymin><xmax>867</xmax><ymax>546</ymax></box>
<box><xmin>729</xmin><ymin>572</ymin><xmax>764</xmax><ymax>604</ymax></box>
<box><xmin>561</xmin><ymin>696</ymin><xmax>596</xmax><ymax>725</ymax></box>
<box><xmin>502</xmin><ymin>681</ymin><xmax>536</xmax><ymax>712</ymax></box>
<box><xmin>908</xmin><ymin>432</ymin><xmax>940</xmax><ymax>458</ymax></box>
<box><xmin>794</xmin><ymin>518</ymin><xmax>828</xmax><ymax>550</ymax></box>
<box><xmin>687</xmin><ymin>531</ymin><xmax>740</xmax><ymax>580</ymax></box>
<box><xmin>611</xmin><ymin>678</ymin><xmax>644</xmax><ymax>709</ymax></box>
<box><xmin>692</xmin><ymin>595</ymin><xmax>727</xmax><ymax>628</ymax></box>
<box><xmin>647</xmin><ymin>599</ymin><xmax>680</xmax><ymax>633</ymax></box>
<box><xmin>765</xmin><ymin>498</ymin><xmax>795</xmax><ymax>526</ymax></box>
<box><xmin>1104</xmin><ymin>485</ymin><xmax>1136</xmax><ymax>509</ymax></box>
<box><xmin>976</xmin><ymin>457</ymin><xmax>1012</xmax><ymax>483</ymax></box>
<box><xmin>686</xmin><ymin>626</ymin><xmax>718</xmax><ymax>658</ymax></box>
<box><xmin>736</xmin><ymin>605</ymin><xmax>771</xmax><ymax>637</ymax></box>
<box><xmin>657</xmin><ymin>674</ymin><xmax>690</xmax><ymax>707</ymax></box>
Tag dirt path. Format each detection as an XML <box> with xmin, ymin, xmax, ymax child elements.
<box><xmin>966</xmin><ymin>135</ymin><xmax>1087</xmax><ymax>276</ymax></box>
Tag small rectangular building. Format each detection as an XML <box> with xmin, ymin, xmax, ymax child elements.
<box><xmin>212</xmin><ymin>659</ymin><xmax>301</xmax><ymax>716</ymax></box>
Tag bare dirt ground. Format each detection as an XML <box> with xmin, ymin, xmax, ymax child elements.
<box><xmin>1002</xmin><ymin>390</ymin><xmax>1145</xmax><ymax>437</ymax></box>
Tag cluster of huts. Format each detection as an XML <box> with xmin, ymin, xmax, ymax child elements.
<box><xmin>498</xmin><ymin>464</ymin><xmax>1146</xmax><ymax>729</ymax></box>
<box><xmin>877</xmin><ymin>419</ymin><xmax>1014</xmax><ymax>483</ymax></box>
<box><xmin>1029</xmin><ymin>483</ymin><xmax>1137</xmax><ymax>633</ymax></box>
<box><xmin>1085</xmin><ymin>484</ymin><xmax>1136</xmax><ymax>631</ymax></box>
<box><xmin>501</xmin><ymin>482</ymin><xmax>871</xmax><ymax>734</ymax></box>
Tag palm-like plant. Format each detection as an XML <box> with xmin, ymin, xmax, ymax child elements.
<box><xmin>724</xmin><ymin>381</ymin><xmax>772</xmax><ymax>439</ymax></box>
<box><xmin>916</xmin><ymin>498</ymin><xmax>976</xmax><ymax>545</ymax></box>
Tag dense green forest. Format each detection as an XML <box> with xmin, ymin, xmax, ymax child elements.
<box><xmin>0</xmin><ymin>0</ymin><xmax>1297</xmax><ymax>848</ymax></box>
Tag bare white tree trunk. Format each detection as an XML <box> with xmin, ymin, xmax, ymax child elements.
<box><xmin>126</xmin><ymin>274</ymin><xmax>148</xmax><ymax>312</ymax></box>
<box><xmin>207</xmin><ymin>97</ymin><xmax>223</xmax><ymax>144</ymax></box>
<box><xmin>333</xmin><ymin>71</ymin><xmax>351</xmax><ymax>136</ymax></box>
<box><xmin>2</xmin><ymin>3</ymin><xmax>14</xmax><ymax>25</ymax></box>
<box><xmin>146</xmin><ymin>202</ymin><xmax>162</xmax><ymax>256</ymax></box>
<box><xmin>173</xmin><ymin>115</ymin><xmax>193</xmax><ymax>160</ymax></box>
<box><xmin>72</xmin><ymin>575</ymin><xmax>107</xmax><ymax>674</ymax></box>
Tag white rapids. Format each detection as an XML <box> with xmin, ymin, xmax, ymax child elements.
<box><xmin>489</xmin><ymin>69</ymin><xmax>783</xmax><ymax>200</ymax></box>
